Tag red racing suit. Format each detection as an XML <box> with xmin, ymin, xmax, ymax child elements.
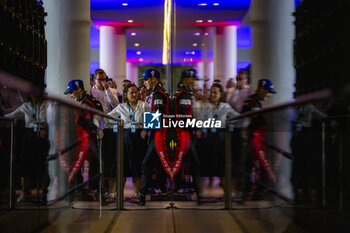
<box><xmin>242</xmin><ymin>93</ymin><xmax>276</xmax><ymax>183</ymax></box>
<box><xmin>68</xmin><ymin>93</ymin><xmax>102</xmax><ymax>183</ymax></box>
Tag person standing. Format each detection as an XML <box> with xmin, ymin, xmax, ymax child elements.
<box><xmin>173</xmin><ymin>69</ymin><xmax>202</xmax><ymax>199</ymax></box>
<box><xmin>5</xmin><ymin>91</ymin><xmax>50</xmax><ymax>204</ymax></box>
<box><xmin>64</xmin><ymin>79</ymin><xmax>103</xmax><ymax>200</ymax></box>
<box><xmin>226</xmin><ymin>70</ymin><xmax>251</xmax><ymax>113</ymax></box>
<box><xmin>91</xmin><ymin>68</ymin><xmax>119</xmax><ymax>113</ymax></box>
<box><xmin>241</xmin><ymin>79</ymin><xmax>277</xmax><ymax>201</ymax></box>
<box><xmin>107</xmin><ymin>84</ymin><xmax>150</xmax><ymax>198</ymax></box>
<box><xmin>90</xmin><ymin>69</ymin><xmax>121</xmax><ymax>202</ymax></box>
<box><xmin>138</xmin><ymin>69</ymin><xmax>169</xmax><ymax>205</ymax></box>
<box><xmin>194</xmin><ymin>84</ymin><xmax>239</xmax><ymax>189</ymax></box>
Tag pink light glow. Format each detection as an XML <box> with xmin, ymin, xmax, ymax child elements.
<box><xmin>93</xmin><ymin>20</ymin><xmax>144</xmax><ymax>29</ymax></box>
<box><xmin>191</xmin><ymin>20</ymin><xmax>241</xmax><ymax>27</ymax></box>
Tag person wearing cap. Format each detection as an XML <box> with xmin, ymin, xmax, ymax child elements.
<box><xmin>64</xmin><ymin>79</ymin><xmax>104</xmax><ymax>200</ymax></box>
<box><xmin>241</xmin><ymin>78</ymin><xmax>277</xmax><ymax>201</ymax></box>
<box><xmin>173</xmin><ymin>69</ymin><xmax>202</xmax><ymax>201</ymax></box>
<box><xmin>138</xmin><ymin>68</ymin><xmax>169</xmax><ymax>205</ymax></box>
<box><xmin>91</xmin><ymin>68</ymin><xmax>120</xmax><ymax>113</ymax></box>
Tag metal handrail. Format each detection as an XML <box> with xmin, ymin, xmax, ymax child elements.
<box><xmin>46</xmin><ymin>94</ymin><xmax>120</xmax><ymax>122</ymax></box>
<box><xmin>322</xmin><ymin>114</ymin><xmax>350</xmax><ymax>121</ymax></box>
<box><xmin>46</xmin><ymin>131</ymin><xmax>94</xmax><ymax>161</ymax></box>
<box><xmin>224</xmin><ymin>89</ymin><xmax>333</xmax><ymax>209</ymax></box>
<box><xmin>1</xmin><ymin>72</ymin><xmax>124</xmax><ymax>210</ymax></box>
<box><xmin>0</xmin><ymin>69</ymin><xmax>120</xmax><ymax>122</ymax></box>
<box><xmin>0</xmin><ymin>116</ymin><xmax>15</xmax><ymax>121</ymax></box>
<box><xmin>228</xmin><ymin>89</ymin><xmax>332</xmax><ymax>122</ymax></box>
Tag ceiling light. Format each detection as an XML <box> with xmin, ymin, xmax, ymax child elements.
<box><xmin>204</xmin><ymin>33</ymin><xmax>209</xmax><ymax>36</ymax></box>
<box><xmin>128</xmin><ymin>20</ymin><xmax>133</xmax><ymax>23</ymax></box>
<box><xmin>192</xmin><ymin>43</ymin><xmax>198</xmax><ymax>47</ymax></box>
<box><xmin>198</xmin><ymin>3</ymin><xmax>207</xmax><ymax>6</ymax></box>
<box><xmin>207</xmin><ymin>20</ymin><xmax>213</xmax><ymax>23</ymax></box>
<box><xmin>192</xmin><ymin>51</ymin><xmax>195</xmax><ymax>55</ymax></box>
<box><xmin>196</xmin><ymin>20</ymin><xmax>203</xmax><ymax>23</ymax></box>
<box><xmin>136</xmin><ymin>51</ymin><xmax>141</xmax><ymax>55</ymax></box>
<box><xmin>122</xmin><ymin>3</ymin><xmax>128</xmax><ymax>6</ymax></box>
<box><xmin>194</xmin><ymin>32</ymin><xmax>200</xmax><ymax>36</ymax></box>
<box><xmin>213</xmin><ymin>3</ymin><xmax>219</xmax><ymax>6</ymax></box>
<box><xmin>139</xmin><ymin>58</ymin><xmax>143</xmax><ymax>62</ymax></box>
<box><xmin>162</xmin><ymin>0</ymin><xmax>172</xmax><ymax>64</ymax></box>
<box><xmin>134</xmin><ymin>43</ymin><xmax>140</xmax><ymax>47</ymax></box>
<box><xmin>131</xmin><ymin>32</ymin><xmax>136</xmax><ymax>36</ymax></box>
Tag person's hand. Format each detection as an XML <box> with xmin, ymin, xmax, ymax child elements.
<box><xmin>96</xmin><ymin>129</ymin><xmax>104</xmax><ymax>139</ymax></box>
<box><xmin>195</xmin><ymin>130</ymin><xmax>202</xmax><ymax>139</ymax></box>
<box><xmin>39</xmin><ymin>129</ymin><xmax>47</xmax><ymax>138</ymax></box>
<box><xmin>102</xmin><ymin>81</ymin><xmax>109</xmax><ymax>89</ymax></box>
<box><xmin>140</xmin><ymin>130</ymin><xmax>148</xmax><ymax>139</ymax></box>
<box><xmin>241</xmin><ymin>129</ymin><xmax>248</xmax><ymax>139</ymax></box>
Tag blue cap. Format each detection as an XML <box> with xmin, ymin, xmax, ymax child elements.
<box><xmin>139</xmin><ymin>69</ymin><xmax>160</xmax><ymax>80</ymax></box>
<box><xmin>258</xmin><ymin>79</ymin><xmax>276</xmax><ymax>93</ymax></box>
<box><xmin>181</xmin><ymin>69</ymin><xmax>199</xmax><ymax>80</ymax></box>
<box><xmin>64</xmin><ymin>79</ymin><xmax>84</xmax><ymax>94</ymax></box>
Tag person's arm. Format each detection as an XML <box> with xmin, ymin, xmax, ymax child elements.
<box><xmin>4</xmin><ymin>104</ymin><xmax>25</xmax><ymax>119</ymax></box>
<box><xmin>105</xmin><ymin>87</ymin><xmax>120</xmax><ymax>108</ymax></box>
<box><xmin>309</xmin><ymin>104</ymin><xmax>327</xmax><ymax>119</ymax></box>
<box><xmin>153</xmin><ymin>92</ymin><xmax>168</xmax><ymax>114</ymax></box>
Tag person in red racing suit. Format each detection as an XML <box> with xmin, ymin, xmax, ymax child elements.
<box><xmin>138</xmin><ymin>69</ymin><xmax>169</xmax><ymax>205</ymax></box>
<box><xmin>241</xmin><ymin>79</ymin><xmax>276</xmax><ymax>200</ymax></box>
<box><xmin>173</xmin><ymin>69</ymin><xmax>201</xmax><ymax>201</ymax></box>
<box><xmin>64</xmin><ymin>79</ymin><xmax>103</xmax><ymax>194</ymax></box>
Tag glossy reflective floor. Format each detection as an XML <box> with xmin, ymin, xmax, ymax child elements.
<box><xmin>1</xmin><ymin>179</ymin><xmax>349</xmax><ymax>233</ymax></box>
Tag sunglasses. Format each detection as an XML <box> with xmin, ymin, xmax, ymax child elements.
<box><xmin>236</xmin><ymin>77</ymin><xmax>246</xmax><ymax>81</ymax></box>
<box><xmin>97</xmin><ymin>78</ymin><xmax>106</xmax><ymax>82</ymax></box>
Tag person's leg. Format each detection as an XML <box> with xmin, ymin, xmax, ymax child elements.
<box><xmin>187</xmin><ymin>141</ymin><xmax>202</xmax><ymax>204</ymax></box>
<box><xmin>132</xmin><ymin>177</ymin><xmax>141</xmax><ymax>196</ymax></box>
<box><xmin>139</xmin><ymin>140</ymin><xmax>157</xmax><ymax>205</ymax></box>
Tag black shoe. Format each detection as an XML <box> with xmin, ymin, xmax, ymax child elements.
<box><xmin>137</xmin><ymin>195</ymin><xmax>146</xmax><ymax>206</ymax></box>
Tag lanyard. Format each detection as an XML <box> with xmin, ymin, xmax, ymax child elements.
<box><xmin>128</xmin><ymin>103</ymin><xmax>137</xmax><ymax>124</ymax></box>
<box><xmin>212</xmin><ymin>103</ymin><xmax>220</xmax><ymax>119</ymax></box>
<box><xmin>32</xmin><ymin>104</ymin><xmax>40</xmax><ymax>122</ymax></box>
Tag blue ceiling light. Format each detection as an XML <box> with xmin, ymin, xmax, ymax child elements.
<box><xmin>92</xmin><ymin>0</ymin><xmax>250</xmax><ymax>11</ymax></box>
<box><xmin>90</xmin><ymin>62</ymin><xmax>100</xmax><ymax>74</ymax></box>
<box><xmin>237</xmin><ymin>61</ymin><xmax>251</xmax><ymax>71</ymax></box>
<box><xmin>237</xmin><ymin>25</ymin><xmax>252</xmax><ymax>48</ymax></box>
<box><xmin>90</xmin><ymin>25</ymin><xmax>100</xmax><ymax>49</ymax></box>
<box><xmin>177</xmin><ymin>0</ymin><xmax>250</xmax><ymax>10</ymax></box>
<box><xmin>91</xmin><ymin>0</ymin><xmax>163</xmax><ymax>10</ymax></box>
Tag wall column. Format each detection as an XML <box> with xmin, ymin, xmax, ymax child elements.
<box><xmin>100</xmin><ymin>25</ymin><xmax>126</xmax><ymax>89</ymax></box>
<box><xmin>45</xmin><ymin>0</ymin><xmax>90</xmax><ymax>95</ymax></box>
<box><xmin>214</xmin><ymin>25</ymin><xmax>237</xmax><ymax>86</ymax></box>
<box><xmin>250</xmin><ymin>0</ymin><xmax>295</xmax><ymax>199</ymax></box>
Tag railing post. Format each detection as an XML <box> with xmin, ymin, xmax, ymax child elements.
<box><xmin>338</xmin><ymin>130</ymin><xmax>343</xmax><ymax>211</ymax></box>
<box><xmin>9</xmin><ymin>119</ymin><xmax>16</xmax><ymax>209</ymax></box>
<box><xmin>98</xmin><ymin>137</ymin><xmax>103</xmax><ymax>213</ymax></box>
<box><xmin>321</xmin><ymin>121</ymin><xmax>326</xmax><ymax>208</ymax></box>
<box><xmin>224</xmin><ymin>120</ymin><xmax>232</xmax><ymax>210</ymax></box>
<box><xmin>116</xmin><ymin>120</ymin><xmax>124</xmax><ymax>210</ymax></box>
